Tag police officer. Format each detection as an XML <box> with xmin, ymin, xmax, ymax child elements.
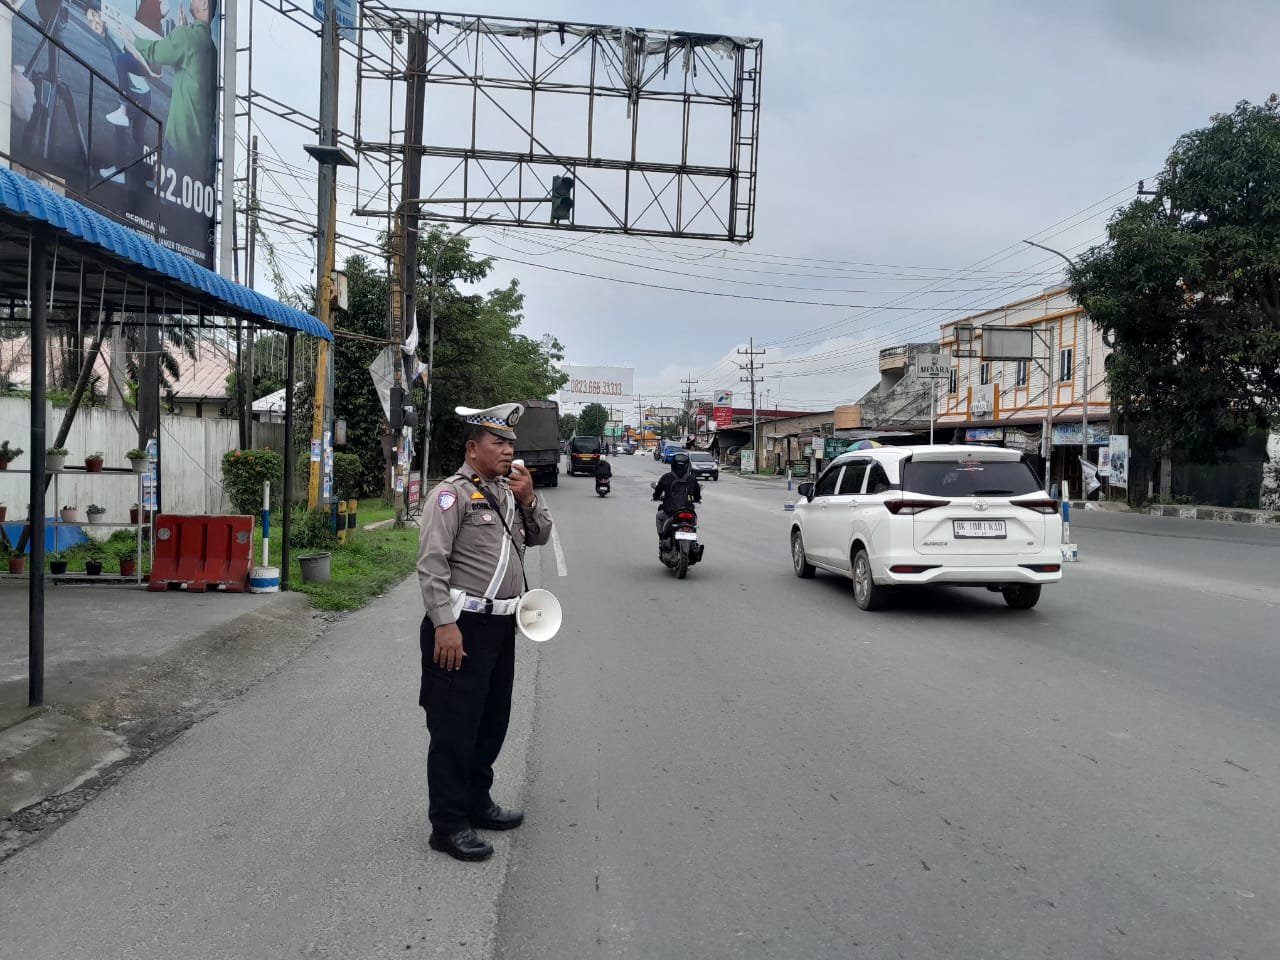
<box><xmin>417</xmin><ymin>402</ymin><xmax>554</xmax><ymax>862</ymax></box>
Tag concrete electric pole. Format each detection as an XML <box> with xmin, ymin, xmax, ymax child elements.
<box><xmin>304</xmin><ymin>1</ymin><xmax>356</xmax><ymax>511</ymax></box>
<box><xmin>738</xmin><ymin>339</ymin><xmax>765</xmax><ymax>473</ymax></box>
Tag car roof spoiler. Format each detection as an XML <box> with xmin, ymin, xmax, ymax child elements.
<box><xmin>908</xmin><ymin>447</ymin><xmax>1022</xmax><ymax>463</ymax></box>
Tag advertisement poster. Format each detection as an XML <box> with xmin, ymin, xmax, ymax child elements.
<box><xmin>407</xmin><ymin>470</ymin><xmax>422</xmax><ymax>510</ymax></box>
<box><xmin>1108</xmin><ymin>435</ymin><xmax>1129</xmax><ymax>487</ymax></box>
<box><xmin>6</xmin><ymin>0</ymin><xmax>220</xmax><ymax>267</ymax></box>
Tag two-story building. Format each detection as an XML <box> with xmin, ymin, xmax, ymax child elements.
<box><xmin>936</xmin><ymin>287</ymin><xmax>1110</xmax><ymax>495</ymax></box>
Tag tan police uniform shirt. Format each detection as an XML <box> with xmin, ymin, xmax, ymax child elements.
<box><xmin>417</xmin><ymin>469</ymin><xmax>554</xmax><ymax>625</ymax></box>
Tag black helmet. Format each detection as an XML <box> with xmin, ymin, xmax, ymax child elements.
<box><xmin>670</xmin><ymin>452</ymin><xmax>691</xmax><ymax>480</ymax></box>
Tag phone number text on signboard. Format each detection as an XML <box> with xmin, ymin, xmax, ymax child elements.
<box><xmin>568</xmin><ymin>379</ymin><xmax>626</xmax><ymax>397</ymax></box>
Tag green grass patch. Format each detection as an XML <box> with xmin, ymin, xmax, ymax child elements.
<box><xmin>287</xmin><ymin>525</ymin><xmax>418</xmax><ymax>611</ymax></box>
<box><xmin>356</xmin><ymin>497</ymin><xmax>398</xmax><ymax>526</ymax></box>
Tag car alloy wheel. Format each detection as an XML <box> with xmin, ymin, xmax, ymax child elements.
<box><xmin>792</xmin><ymin>530</ymin><xmax>815</xmax><ymax>579</ymax></box>
<box><xmin>852</xmin><ymin>548</ymin><xmax>886</xmax><ymax>611</ymax></box>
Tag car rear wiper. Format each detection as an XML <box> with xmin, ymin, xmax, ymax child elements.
<box><xmin>970</xmin><ymin>488</ymin><xmax>1015</xmax><ymax>495</ymax></box>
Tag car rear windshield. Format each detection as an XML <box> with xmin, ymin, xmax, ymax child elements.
<box><xmin>689</xmin><ymin>452</ymin><xmax>714</xmax><ymax>462</ymax></box>
<box><xmin>570</xmin><ymin>437</ymin><xmax>601</xmax><ymax>453</ymax></box>
<box><xmin>901</xmin><ymin>458</ymin><xmax>1042</xmax><ymax>497</ymax></box>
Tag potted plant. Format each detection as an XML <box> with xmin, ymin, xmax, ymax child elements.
<box><xmin>0</xmin><ymin>440</ymin><xmax>22</xmax><ymax>471</ymax></box>
<box><xmin>119</xmin><ymin>555</ymin><xmax>138</xmax><ymax>577</ymax></box>
<box><xmin>129</xmin><ymin>503</ymin><xmax>153</xmax><ymax>525</ymax></box>
<box><xmin>84</xmin><ymin>548</ymin><xmax>105</xmax><ymax>576</ymax></box>
<box><xmin>125</xmin><ymin>448</ymin><xmax>149</xmax><ymax>473</ymax></box>
<box><xmin>49</xmin><ymin>552</ymin><xmax>68</xmax><ymax>575</ymax></box>
<box><xmin>60</xmin><ymin>504</ymin><xmax>78</xmax><ymax>523</ymax></box>
<box><xmin>84</xmin><ymin>451</ymin><xmax>105</xmax><ymax>473</ymax></box>
<box><xmin>5</xmin><ymin>547</ymin><xmax>25</xmax><ymax>575</ymax></box>
<box><xmin>46</xmin><ymin>446</ymin><xmax>68</xmax><ymax>472</ymax></box>
<box><xmin>86</xmin><ymin>503</ymin><xmax>107</xmax><ymax>524</ymax></box>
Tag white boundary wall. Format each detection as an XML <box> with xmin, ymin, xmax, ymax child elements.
<box><xmin>0</xmin><ymin>398</ymin><xmax>284</xmax><ymax>520</ymax></box>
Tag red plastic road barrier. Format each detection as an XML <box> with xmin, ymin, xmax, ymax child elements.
<box><xmin>147</xmin><ymin>514</ymin><xmax>254</xmax><ymax>592</ymax></box>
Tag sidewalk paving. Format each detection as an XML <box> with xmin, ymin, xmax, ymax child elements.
<box><xmin>0</xmin><ymin>581</ymin><xmax>328</xmax><ymax>859</ymax></box>
<box><xmin>0</xmin><ymin>576</ymin><xmax>539</xmax><ymax>959</ymax></box>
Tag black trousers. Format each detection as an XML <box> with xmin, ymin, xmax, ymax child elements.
<box><xmin>419</xmin><ymin>611</ymin><xmax>516</xmax><ymax>833</ymax></box>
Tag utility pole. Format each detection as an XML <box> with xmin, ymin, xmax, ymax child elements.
<box><xmin>1024</xmin><ymin>240</ymin><xmax>1087</xmax><ymax>495</ymax></box>
<box><xmin>389</xmin><ymin>28</ymin><xmax>428</xmax><ymax>519</ymax></box>
<box><xmin>738</xmin><ymin>338</ymin><xmax>765</xmax><ymax>473</ymax></box>
<box><xmin>242</xmin><ymin>135</ymin><xmax>259</xmax><ymax>445</ymax></box>
<box><xmin>304</xmin><ymin>1</ymin><xmax>355</xmax><ymax>511</ymax></box>
<box><xmin>681</xmin><ymin>374</ymin><xmax>698</xmax><ymax>435</ymax></box>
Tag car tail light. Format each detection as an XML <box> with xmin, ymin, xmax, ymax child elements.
<box><xmin>1020</xmin><ymin>563</ymin><xmax>1061</xmax><ymax>573</ymax></box>
<box><xmin>889</xmin><ymin>564</ymin><xmax>941</xmax><ymax>574</ymax></box>
<box><xmin>884</xmin><ymin>498</ymin><xmax>950</xmax><ymax>515</ymax></box>
<box><xmin>1013</xmin><ymin>497</ymin><xmax>1059</xmax><ymax>515</ymax></box>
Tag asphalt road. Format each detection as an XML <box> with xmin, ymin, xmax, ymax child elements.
<box><xmin>497</xmin><ymin>453</ymin><xmax>1279</xmax><ymax>959</ymax></box>
<box><xmin>0</xmin><ymin>453</ymin><xmax>1274</xmax><ymax>959</ymax></box>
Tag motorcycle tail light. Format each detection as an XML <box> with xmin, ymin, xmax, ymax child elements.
<box><xmin>675</xmin><ymin>511</ymin><xmax>695</xmax><ymax>521</ymax></box>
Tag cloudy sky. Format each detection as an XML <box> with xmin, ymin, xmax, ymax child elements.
<box><xmin>244</xmin><ymin>0</ymin><xmax>1280</xmax><ymax>415</ymax></box>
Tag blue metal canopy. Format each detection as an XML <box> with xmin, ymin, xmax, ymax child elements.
<box><xmin>0</xmin><ymin>166</ymin><xmax>330</xmax><ymax>341</ymax></box>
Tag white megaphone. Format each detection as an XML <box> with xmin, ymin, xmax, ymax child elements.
<box><xmin>515</xmin><ymin>588</ymin><xmax>562</xmax><ymax>643</ymax></box>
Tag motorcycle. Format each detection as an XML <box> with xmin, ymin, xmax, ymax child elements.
<box><xmin>595</xmin><ymin>474</ymin><xmax>611</xmax><ymax>497</ymax></box>
<box><xmin>652</xmin><ymin>482</ymin><xmax>703</xmax><ymax>579</ymax></box>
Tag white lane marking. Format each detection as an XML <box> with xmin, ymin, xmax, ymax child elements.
<box><xmin>551</xmin><ymin>524</ymin><xmax>568</xmax><ymax>577</ymax></box>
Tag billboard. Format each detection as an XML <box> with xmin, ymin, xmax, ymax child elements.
<box><xmin>5</xmin><ymin>0</ymin><xmax>220</xmax><ymax>268</ymax></box>
<box><xmin>559</xmin><ymin>365</ymin><xmax>634</xmax><ymax>405</ymax></box>
<box><xmin>713</xmin><ymin>389</ymin><xmax>733</xmax><ymax>427</ymax></box>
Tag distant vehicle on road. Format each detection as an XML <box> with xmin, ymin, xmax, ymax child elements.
<box><xmin>656</xmin><ymin>439</ymin><xmax>685</xmax><ymax>463</ymax></box>
<box><xmin>789</xmin><ymin>445</ymin><xmax>1061</xmax><ymax>611</ymax></box>
<box><xmin>568</xmin><ymin>436</ymin><xmax>604</xmax><ymax>476</ymax></box>
<box><xmin>513</xmin><ymin>399</ymin><xmax>560</xmax><ymax>487</ymax></box>
<box><xmin>688</xmin><ymin>450</ymin><xmax>719</xmax><ymax>481</ymax></box>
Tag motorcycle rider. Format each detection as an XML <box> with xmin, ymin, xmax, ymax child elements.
<box><xmin>594</xmin><ymin>456</ymin><xmax>613</xmax><ymax>483</ymax></box>
<box><xmin>652</xmin><ymin>451</ymin><xmax>701</xmax><ymax>540</ymax></box>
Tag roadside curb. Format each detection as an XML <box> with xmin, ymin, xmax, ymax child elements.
<box><xmin>1148</xmin><ymin>504</ymin><xmax>1279</xmax><ymax>526</ymax></box>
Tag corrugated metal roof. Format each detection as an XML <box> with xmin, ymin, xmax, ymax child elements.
<box><xmin>0</xmin><ymin>167</ymin><xmax>330</xmax><ymax>341</ymax></box>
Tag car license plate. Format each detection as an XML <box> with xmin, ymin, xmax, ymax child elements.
<box><xmin>953</xmin><ymin>520</ymin><xmax>1006</xmax><ymax>538</ymax></box>
<box><xmin>674</xmin><ymin>531</ymin><xmax>697</xmax><ymax>541</ymax></box>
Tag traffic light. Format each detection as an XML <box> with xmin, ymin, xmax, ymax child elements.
<box><xmin>550</xmin><ymin>175</ymin><xmax>574</xmax><ymax>223</ymax></box>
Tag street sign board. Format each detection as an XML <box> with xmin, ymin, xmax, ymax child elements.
<box><xmin>713</xmin><ymin>389</ymin><xmax>734</xmax><ymax>428</ymax></box>
<box><xmin>313</xmin><ymin>0</ymin><xmax>359</xmax><ymax>40</ymax></box>
<box><xmin>916</xmin><ymin>353</ymin><xmax>950</xmax><ymax>379</ymax></box>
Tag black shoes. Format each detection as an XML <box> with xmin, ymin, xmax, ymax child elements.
<box><xmin>429</xmin><ymin>806</ymin><xmax>524</xmax><ymax>861</ymax></box>
<box><xmin>429</xmin><ymin>828</ymin><xmax>494</xmax><ymax>862</ymax></box>
<box><xmin>472</xmin><ymin>803</ymin><xmax>525</xmax><ymax>831</ymax></box>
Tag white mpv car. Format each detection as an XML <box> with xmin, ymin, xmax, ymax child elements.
<box><xmin>789</xmin><ymin>445</ymin><xmax>1063</xmax><ymax>611</ymax></box>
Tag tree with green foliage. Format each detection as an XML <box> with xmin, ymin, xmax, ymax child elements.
<box><xmin>1069</xmin><ymin>97</ymin><xmax>1280</xmax><ymax>462</ymax></box>
<box><xmin>558</xmin><ymin>413</ymin><xmax>578</xmax><ymax>440</ymax></box>
<box><xmin>327</xmin><ymin>229</ymin><xmax>568</xmax><ymax>490</ymax></box>
<box><xmin>577</xmin><ymin>403</ymin><xmax>609</xmax><ymax>438</ymax></box>
<box><xmin>414</xmin><ymin>229</ymin><xmax>568</xmax><ymax>472</ymax></box>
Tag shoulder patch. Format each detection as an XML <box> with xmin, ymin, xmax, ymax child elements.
<box><xmin>438</xmin><ymin>490</ymin><xmax>458</xmax><ymax>511</ymax></box>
